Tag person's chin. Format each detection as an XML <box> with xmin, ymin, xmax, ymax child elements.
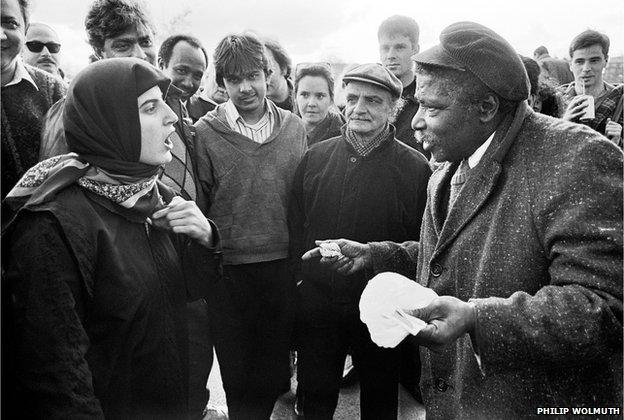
<box><xmin>161</xmin><ymin>151</ymin><xmax>173</xmax><ymax>165</ymax></box>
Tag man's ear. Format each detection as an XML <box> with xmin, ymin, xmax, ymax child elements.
<box><xmin>478</xmin><ymin>94</ymin><xmax>499</xmax><ymax>123</ymax></box>
<box><xmin>413</xmin><ymin>43</ymin><xmax>420</xmax><ymax>55</ymax></box>
<box><xmin>158</xmin><ymin>57</ymin><xmax>165</xmax><ymax>70</ymax></box>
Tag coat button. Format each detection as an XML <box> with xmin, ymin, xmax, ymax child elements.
<box><xmin>435</xmin><ymin>378</ymin><xmax>448</xmax><ymax>392</ymax></box>
<box><xmin>349</xmin><ymin>156</ymin><xmax>357</xmax><ymax>163</ymax></box>
<box><xmin>430</xmin><ymin>262</ymin><xmax>443</xmax><ymax>277</ymax></box>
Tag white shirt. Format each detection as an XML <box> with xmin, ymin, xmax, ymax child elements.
<box><xmin>223</xmin><ymin>99</ymin><xmax>275</xmax><ymax>144</ymax></box>
<box><xmin>467</xmin><ymin>131</ymin><xmax>495</xmax><ymax>169</ymax></box>
<box><xmin>2</xmin><ymin>59</ymin><xmax>38</xmax><ymax>91</ymax></box>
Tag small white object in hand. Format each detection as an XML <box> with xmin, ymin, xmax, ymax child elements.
<box><xmin>319</xmin><ymin>242</ymin><xmax>343</xmax><ymax>258</ymax></box>
<box><xmin>360</xmin><ymin>272</ymin><xmax>438</xmax><ymax>348</ymax></box>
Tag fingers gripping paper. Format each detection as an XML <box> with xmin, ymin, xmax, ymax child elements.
<box><xmin>359</xmin><ymin>272</ymin><xmax>438</xmax><ymax>348</ymax></box>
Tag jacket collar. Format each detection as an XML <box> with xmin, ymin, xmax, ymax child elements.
<box><xmin>428</xmin><ymin>101</ymin><xmax>532</xmax><ymax>259</ymax></box>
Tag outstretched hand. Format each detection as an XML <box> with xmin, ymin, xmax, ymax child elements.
<box><xmin>302</xmin><ymin>238</ymin><xmax>372</xmax><ymax>276</ymax></box>
<box><xmin>149</xmin><ymin>196</ymin><xmax>214</xmax><ymax>248</ymax></box>
<box><xmin>405</xmin><ymin>296</ymin><xmax>477</xmax><ymax>353</ymax></box>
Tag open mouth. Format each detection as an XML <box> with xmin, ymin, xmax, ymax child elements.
<box><xmin>164</xmin><ymin>132</ymin><xmax>174</xmax><ymax>150</ymax></box>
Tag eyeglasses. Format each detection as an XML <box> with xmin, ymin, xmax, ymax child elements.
<box><xmin>26</xmin><ymin>41</ymin><xmax>61</xmax><ymax>53</ymax></box>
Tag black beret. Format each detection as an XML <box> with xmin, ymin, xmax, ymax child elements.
<box><xmin>412</xmin><ymin>21</ymin><xmax>529</xmax><ymax>101</ymax></box>
<box><xmin>342</xmin><ymin>63</ymin><xmax>403</xmax><ymax>98</ymax></box>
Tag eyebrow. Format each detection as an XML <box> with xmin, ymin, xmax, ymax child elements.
<box><xmin>139</xmin><ymin>98</ymin><xmax>159</xmax><ymax>108</ymax></box>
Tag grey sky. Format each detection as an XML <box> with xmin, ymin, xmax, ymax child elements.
<box><xmin>29</xmin><ymin>0</ymin><xmax>624</xmax><ymax>78</ymax></box>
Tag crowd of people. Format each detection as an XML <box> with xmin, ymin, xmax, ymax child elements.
<box><xmin>1</xmin><ymin>0</ymin><xmax>622</xmax><ymax>419</ymax></box>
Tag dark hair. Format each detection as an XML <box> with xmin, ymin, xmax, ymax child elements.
<box><xmin>533</xmin><ymin>46</ymin><xmax>548</xmax><ymax>57</ymax></box>
<box><xmin>158</xmin><ymin>34</ymin><xmax>208</xmax><ymax>68</ymax></box>
<box><xmin>294</xmin><ymin>64</ymin><xmax>335</xmax><ymax>101</ymax></box>
<box><xmin>569</xmin><ymin>30</ymin><xmax>610</xmax><ymax>59</ymax></box>
<box><xmin>18</xmin><ymin>0</ymin><xmax>30</xmax><ymax>28</ymax></box>
<box><xmin>213</xmin><ymin>32</ymin><xmax>269</xmax><ymax>87</ymax></box>
<box><xmin>377</xmin><ymin>15</ymin><xmax>420</xmax><ymax>48</ymax></box>
<box><xmin>537</xmin><ymin>81</ymin><xmax>563</xmax><ymax>118</ymax></box>
<box><xmin>520</xmin><ymin>55</ymin><xmax>540</xmax><ymax>96</ymax></box>
<box><xmin>415</xmin><ymin>62</ymin><xmax>515</xmax><ymax>116</ymax></box>
<box><xmin>85</xmin><ymin>0</ymin><xmax>155</xmax><ymax>51</ymax></box>
<box><xmin>263</xmin><ymin>38</ymin><xmax>292</xmax><ymax>79</ymax></box>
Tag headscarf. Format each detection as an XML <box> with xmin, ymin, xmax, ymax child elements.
<box><xmin>4</xmin><ymin>58</ymin><xmax>171</xmax><ymax>217</ymax></box>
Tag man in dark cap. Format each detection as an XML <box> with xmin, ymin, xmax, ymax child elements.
<box><xmin>302</xmin><ymin>22</ymin><xmax>623</xmax><ymax>419</ymax></box>
<box><xmin>289</xmin><ymin>62</ymin><xmax>431</xmax><ymax>419</ymax></box>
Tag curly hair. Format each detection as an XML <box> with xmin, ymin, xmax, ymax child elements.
<box><xmin>84</xmin><ymin>0</ymin><xmax>155</xmax><ymax>51</ymax></box>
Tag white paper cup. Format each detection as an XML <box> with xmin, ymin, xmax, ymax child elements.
<box><xmin>580</xmin><ymin>95</ymin><xmax>595</xmax><ymax>120</ymax></box>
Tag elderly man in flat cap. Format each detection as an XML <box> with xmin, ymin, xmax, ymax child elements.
<box><xmin>289</xmin><ymin>63</ymin><xmax>431</xmax><ymax>420</ymax></box>
<box><xmin>303</xmin><ymin>22</ymin><xmax>623</xmax><ymax>418</ymax></box>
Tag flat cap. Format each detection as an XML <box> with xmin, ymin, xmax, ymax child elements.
<box><xmin>342</xmin><ymin>63</ymin><xmax>402</xmax><ymax>98</ymax></box>
<box><xmin>412</xmin><ymin>21</ymin><xmax>529</xmax><ymax>101</ymax></box>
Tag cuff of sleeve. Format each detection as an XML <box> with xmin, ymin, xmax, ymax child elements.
<box><xmin>368</xmin><ymin>241</ymin><xmax>394</xmax><ymax>273</ymax></box>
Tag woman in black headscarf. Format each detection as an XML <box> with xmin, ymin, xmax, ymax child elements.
<box><xmin>2</xmin><ymin>58</ymin><xmax>221</xmax><ymax>419</ymax></box>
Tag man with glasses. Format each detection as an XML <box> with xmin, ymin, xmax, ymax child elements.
<box><xmin>1</xmin><ymin>0</ymin><xmax>67</xmax><ymax>201</ymax></box>
<box><xmin>22</xmin><ymin>22</ymin><xmax>63</xmax><ymax>79</ymax></box>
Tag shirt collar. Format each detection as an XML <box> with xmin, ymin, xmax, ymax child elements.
<box><xmin>467</xmin><ymin>131</ymin><xmax>495</xmax><ymax>169</ymax></box>
<box><xmin>3</xmin><ymin>59</ymin><xmax>38</xmax><ymax>91</ymax></box>
<box><xmin>224</xmin><ymin>98</ymin><xmax>272</xmax><ymax>125</ymax></box>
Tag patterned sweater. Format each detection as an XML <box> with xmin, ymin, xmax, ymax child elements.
<box><xmin>1</xmin><ymin>65</ymin><xmax>66</xmax><ymax>198</ymax></box>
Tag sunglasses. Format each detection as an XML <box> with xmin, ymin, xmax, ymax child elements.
<box><xmin>26</xmin><ymin>41</ymin><xmax>61</xmax><ymax>53</ymax></box>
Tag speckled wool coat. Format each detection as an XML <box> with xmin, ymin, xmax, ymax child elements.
<box><xmin>369</xmin><ymin>103</ymin><xmax>623</xmax><ymax>419</ymax></box>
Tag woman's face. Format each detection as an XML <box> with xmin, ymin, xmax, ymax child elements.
<box><xmin>137</xmin><ymin>85</ymin><xmax>177</xmax><ymax>166</ymax></box>
<box><xmin>296</xmin><ymin>75</ymin><xmax>332</xmax><ymax>126</ymax></box>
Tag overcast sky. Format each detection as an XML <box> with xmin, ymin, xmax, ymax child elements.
<box><xmin>29</xmin><ymin>0</ymin><xmax>624</xmax><ymax>78</ymax></box>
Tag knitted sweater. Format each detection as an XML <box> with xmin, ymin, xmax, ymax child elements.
<box><xmin>193</xmin><ymin>101</ymin><xmax>307</xmax><ymax>264</ymax></box>
<box><xmin>1</xmin><ymin>64</ymin><xmax>66</xmax><ymax>198</ymax></box>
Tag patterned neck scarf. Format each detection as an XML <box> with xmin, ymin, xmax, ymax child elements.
<box><xmin>344</xmin><ymin>123</ymin><xmax>390</xmax><ymax>157</ymax></box>
<box><xmin>4</xmin><ymin>59</ymin><xmax>172</xmax><ymax>218</ymax></box>
<box><xmin>5</xmin><ymin>154</ymin><xmax>163</xmax><ymax>217</ymax></box>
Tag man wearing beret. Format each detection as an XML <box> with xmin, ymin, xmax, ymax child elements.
<box><xmin>303</xmin><ymin>22</ymin><xmax>623</xmax><ymax>418</ymax></box>
<box><xmin>289</xmin><ymin>63</ymin><xmax>431</xmax><ymax>419</ymax></box>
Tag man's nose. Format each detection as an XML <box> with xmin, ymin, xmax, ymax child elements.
<box><xmin>40</xmin><ymin>46</ymin><xmax>52</xmax><ymax>56</ymax></box>
<box><xmin>239</xmin><ymin>79</ymin><xmax>252</xmax><ymax>92</ymax></box>
<box><xmin>352</xmin><ymin>97</ymin><xmax>367</xmax><ymax>113</ymax></box>
<box><xmin>164</xmin><ymin>103</ymin><xmax>178</xmax><ymax>125</ymax></box>
<box><xmin>180</xmin><ymin>76</ymin><xmax>194</xmax><ymax>89</ymax></box>
<box><xmin>132</xmin><ymin>44</ymin><xmax>148</xmax><ymax>61</ymax></box>
<box><xmin>582</xmin><ymin>61</ymin><xmax>592</xmax><ymax>72</ymax></box>
<box><xmin>411</xmin><ymin>108</ymin><xmax>426</xmax><ymax>131</ymax></box>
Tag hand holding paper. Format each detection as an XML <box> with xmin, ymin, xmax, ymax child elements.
<box><xmin>359</xmin><ymin>272</ymin><xmax>438</xmax><ymax>348</ymax></box>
